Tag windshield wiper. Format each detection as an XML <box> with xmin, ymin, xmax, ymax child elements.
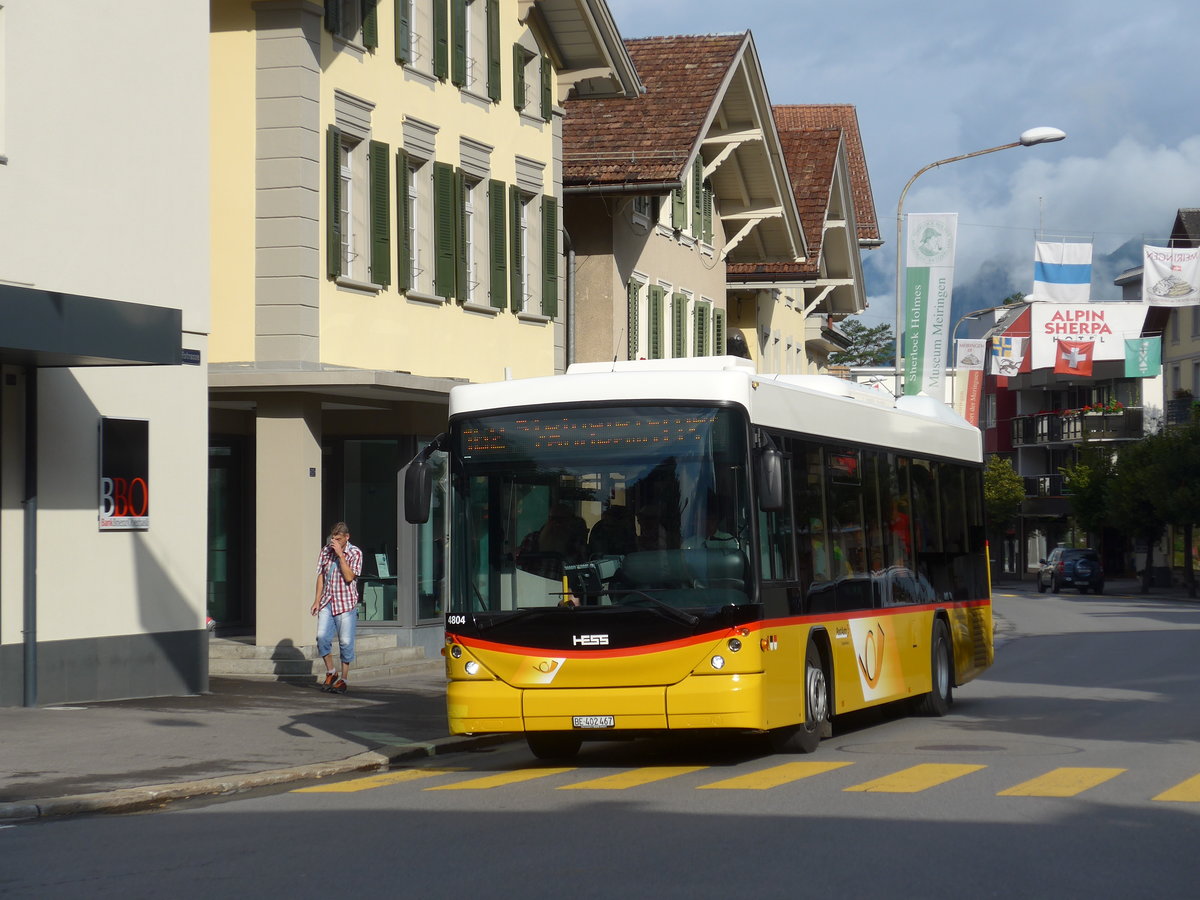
<box><xmin>604</xmin><ymin>589</ymin><xmax>699</xmax><ymax>626</ymax></box>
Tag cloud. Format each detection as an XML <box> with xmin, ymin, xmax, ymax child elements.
<box><xmin>856</xmin><ymin>134</ymin><xmax>1200</xmax><ymax>328</ymax></box>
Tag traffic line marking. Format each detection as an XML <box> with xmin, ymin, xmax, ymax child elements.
<box><xmin>698</xmin><ymin>761</ymin><xmax>853</xmax><ymax>790</ymax></box>
<box><xmin>1153</xmin><ymin>774</ymin><xmax>1200</xmax><ymax>803</ymax></box>
<box><xmin>997</xmin><ymin>767</ymin><xmax>1125</xmax><ymax>797</ymax></box>
<box><xmin>844</xmin><ymin>763</ymin><xmax>986</xmax><ymax>793</ymax></box>
<box><xmin>425</xmin><ymin>768</ymin><xmax>576</xmax><ymax>790</ymax></box>
<box><xmin>293</xmin><ymin>768</ymin><xmax>460</xmax><ymax>793</ymax></box>
<box><xmin>558</xmin><ymin>766</ymin><xmax>708</xmax><ymax>790</ymax></box>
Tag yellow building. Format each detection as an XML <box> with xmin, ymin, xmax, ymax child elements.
<box><xmin>207</xmin><ymin>0</ymin><xmax>639</xmax><ymax>660</ymax></box>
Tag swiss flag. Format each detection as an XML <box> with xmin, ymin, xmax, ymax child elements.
<box><xmin>1054</xmin><ymin>340</ymin><xmax>1095</xmax><ymax>376</ymax></box>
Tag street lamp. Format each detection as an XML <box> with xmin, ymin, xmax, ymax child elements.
<box><xmin>893</xmin><ymin>127</ymin><xmax>1066</xmax><ymax>397</ymax></box>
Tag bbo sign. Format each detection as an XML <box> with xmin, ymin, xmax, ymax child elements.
<box><xmin>99</xmin><ymin>418</ymin><xmax>149</xmax><ymax>531</ymax></box>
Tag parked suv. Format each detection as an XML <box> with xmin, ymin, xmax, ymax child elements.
<box><xmin>1037</xmin><ymin>547</ymin><xmax>1104</xmax><ymax>594</ymax></box>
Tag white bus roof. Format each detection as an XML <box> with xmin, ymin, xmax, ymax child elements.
<box><xmin>448</xmin><ymin>358</ymin><xmax>982</xmax><ymax>464</ymax></box>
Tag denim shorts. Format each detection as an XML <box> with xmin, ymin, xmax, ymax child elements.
<box><xmin>316</xmin><ymin>604</ymin><xmax>357</xmax><ymax>663</ymax></box>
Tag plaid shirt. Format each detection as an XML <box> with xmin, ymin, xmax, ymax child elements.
<box><xmin>316</xmin><ymin>542</ymin><xmax>363</xmax><ymax>616</ymax></box>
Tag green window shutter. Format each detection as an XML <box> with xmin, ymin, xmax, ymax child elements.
<box><xmin>541</xmin><ymin>196</ymin><xmax>557</xmax><ymax>317</ymax></box>
<box><xmin>450</xmin><ymin>0</ymin><xmax>467</xmax><ymax>87</ymax></box>
<box><xmin>691</xmin><ymin>157</ymin><xmax>704</xmax><ymax>236</ymax></box>
<box><xmin>626</xmin><ymin>280</ymin><xmax>640</xmax><ymax>360</ymax></box>
<box><xmin>361</xmin><ymin>0</ymin><xmax>378</xmax><ymax>49</ymax></box>
<box><xmin>395</xmin><ymin>0</ymin><xmax>411</xmax><ymax>63</ymax></box>
<box><xmin>395</xmin><ymin>149</ymin><xmax>410</xmax><ymax>291</ymax></box>
<box><xmin>672</xmin><ymin>292</ymin><xmax>687</xmax><ymax>358</ymax></box>
<box><xmin>512</xmin><ymin>45</ymin><xmax>526</xmax><ymax>111</ymax></box>
<box><xmin>433</xmin><ymin>0</ymin><xmax>449</xmax><ymax>79</ymax></box>
<box><xmin>368</xmin><ymin>140</ymin><xmax>391</xmax><ymax>288</ymax></box>
<box><xmin>324</xmin><ymin>0</ymin><xmax>342</xmax><ymax>35</ymax></box>
<box><xmin>648</xmin><ymin>286</ymin><xmax>664</xmax><ymax>359</ymax></box>
<box><xmin>486</xmin><ymin>0</ymin><xmax>501</xmax><ymax>102</ymax></box>
<box><xmin>326</xmin><ymin>126</ymin><xmax>342</xmax><ymax>279</ymax></box>
<box><xmin>488</xmin><ymin>179</ymin><xmax>507</xmax><ymax>308</ymax></box>
<box><xmin>454</xmin><ymin>170</ymin><xmax>468</xmax><ymax>303</ymax></box>
<box><xmin>671</xmin><ymin>186</ymin><xmax>685</xmax><ymax>230</ymax></box>
<box><xmin>509</xmin><ymin>185</ymin><xmax>523</xmax><ymax>311</ymax></box>
<box><xmin>703</xmin><ymin>181</ymin><xmax>713</xmax><ymax>244</ymax></box>
<box><xmin>540</xmin><ymin>56</ymin><xmax>552</xmax><ymax>122</ymax></box>
<box><xmin>694</xmin><ymin>301</ymin><xmax>710</xmax><ymax>356</ymax></box>
<box><xmin>433</xmin><ymin>162</ymin><xmax>456</xmax><ymax>297</ymax></box>
<box><xmin>714</xmin><ymin>308</ymin><xmax>727</xmax><ymax>357</ymax></box>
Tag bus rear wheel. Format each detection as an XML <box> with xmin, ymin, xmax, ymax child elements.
<box><xmin>770</xmin><ymin>638</ymin><xmax>829</xmax><ymax>754</ymax></box>
<box><xmin>526</xmin><ymin>732</ymin><xmax>582</xmax><ymax>761</ymax></box>
<box><xmin>914</xmin><ymin>619</ymin><xmax>953</xmax><ymax>716</ymax></box>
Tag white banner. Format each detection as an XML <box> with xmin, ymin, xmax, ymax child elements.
<box><xmin>903</xmin><ymin>213</ymin><xmax>957</xmax><ymax>398</ymax></box>
<box><xmin>1028</xmin><ymin>302</ymin><xmax>1151</xmax><ymax>369</ymax></box>
<box><xmin>1143</xmin><ymin>245</ymin><xmax>1200</xmax><ymax>306</ymax></box>
<box><xmin>955</xmin><ymin>339</ymin><xmax>986</xmax><ymax>372</ymax></box>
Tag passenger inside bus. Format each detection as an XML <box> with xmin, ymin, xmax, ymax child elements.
<box><xmin>587</xmin><ymin>505</ymin><xmax>637</xmax><ymax>558</ymax></box>
<box><xmin>515</xmin><ymin>503</ymin><xmax>587</xmax><ymax>578</ymax></box>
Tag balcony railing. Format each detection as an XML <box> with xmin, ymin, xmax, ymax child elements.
<box><xmin>1011</xmin><ymin>407</ymin><xmax>1144</xmax><ymax>446</ymax></box>
<box><xmin>1022</xmin><ymin>473</ymin><xmax>1068</xmax><ymax>498</ymax></box>
<box><xmin>1165</xmin><ymin>398</ymin><xmax>1199</xmax><ymax>427</ymax></box>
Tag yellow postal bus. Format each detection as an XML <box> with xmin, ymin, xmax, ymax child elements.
<box><xmin>405</xmin><ymin>358</ymin><xmax>992</xmax><ymax>759</ymax></box>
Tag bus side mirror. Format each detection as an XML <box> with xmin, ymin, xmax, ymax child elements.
<box><xmin>403</xmin><ymin>433</ymin><xmax>446</xmax><ymax>524</ymax></box>
<box><xmin>758</xmin><ymin>446</ymin><xmax>784</xmax><ymax>512</ymax></box>
<box><xmin>404</xmin><ymin>460</ymin><xmax>433</xmax><ymax>524</ymax></box>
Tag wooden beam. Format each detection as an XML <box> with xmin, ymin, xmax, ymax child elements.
<box><xmin>720</xmin><ymin>217</ymin><xmax>762</xmax><ymax>258</ymax></box>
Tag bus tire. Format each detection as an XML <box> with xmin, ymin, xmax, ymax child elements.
<box><xmin>526</xmin><ymin>732</ymin><xmax>582</xmax><ymax>761</ymax></box>
<box><xmin>914</xmin><ymin>619</ymin><xmax>953</xmax><ymax>716</ymax></box>
<box><xmin>770</xmin><ymin>638</ymin><xmax>828</xmax><ymax>754</ymax></box>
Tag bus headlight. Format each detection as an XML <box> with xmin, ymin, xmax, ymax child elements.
<box><xmin>450</xmin><ymin>645</ymin><xmax>463</xmax><ymax>659</ymax></box>
<box><xmin>464</xmin><ymin>660</ymin><xmax>480</xmax><ymax>676</ymax></box>
<box><xmin>727</xmin><ymin>638</ymin><xmax>742</xmax><ymax>653</ymax></box>
<box><xmin>710</xmin><ymin>655</ymin><xmax>726</xmax><ymax>670</ymax></box>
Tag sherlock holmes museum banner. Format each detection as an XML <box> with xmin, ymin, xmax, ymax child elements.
<box><xmin>904</xmin><ymin>212</ymin><xmax>958</xmax><ymax>397</ymax></box>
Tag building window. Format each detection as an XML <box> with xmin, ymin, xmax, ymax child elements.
<box><xmin>327</xmin><ymin>124</ymin><xmax>389</xmax><ymax>287</ymax></box>
<box><xmin>408</xmin><ymin>157</ymin><xmax>432</xmax><ymax>294</ymax></box>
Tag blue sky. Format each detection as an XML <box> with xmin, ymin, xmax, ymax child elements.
<box><xmin>605</xmin><ymin>0</ymin><xmax>1200</xmax><ymax>327</ymax></box>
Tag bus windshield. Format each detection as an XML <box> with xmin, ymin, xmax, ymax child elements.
<box><xmin>450</xmin><ymin>406</ymin><xmax>752</xmax><ymax>615</ymax></box>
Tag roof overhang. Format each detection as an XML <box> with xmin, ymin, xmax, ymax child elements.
<box><xmin>698</xmin><ymin>35</ymin><xmax>806</xmax><ymax>264</ymax></box>
<box><xmin>529</xmin><ymin>0</ymin><xmax>643</xmax><ymax>99</ymax></box>
<box><xmin>0</xmin><ymin>284</ymin><xmax>181</xmax><ymax>368</ymax></box>
<box><xmin>208</xmin><ymin>363</ymin><xmax>465</xmax><ymax>409</ymax></box>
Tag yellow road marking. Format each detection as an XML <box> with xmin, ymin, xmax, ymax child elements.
<box><xmin>293</xmin><ymin>768</ymin><xmax>459</xmax><ymax>793</ymax></box>
<box><xmin>558</xmin><ymin>766</ymin><xmax>708</xmax><ymax>790</ymax></box>
<box><xmin>698</xmin><ymin>761</ymin><xmax>853</xmax><ymax>790</ymax></box>
<box><xmin>1153</xmin><ymin>774</ymin><xmax>1200</xmax><ymax>803</ymax></box>
<box><xmin>998</xmin><ymin>767</ymin><xmax>1125</xmax><ymax>797</ymax></box>
<box><xmin>425</xmin><ymin>768</ymin><xmax>576</xmax><ymax>790</ymax></box>
<box><xmin>844</xmin><ymin>763</ymin><xmax>986</xmax><ymax>793</ymax></box>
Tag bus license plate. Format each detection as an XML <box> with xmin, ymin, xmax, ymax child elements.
<box><xmin>573</xmin><ymin>715</ymin><xmax>615</xmax><ymax>729</ymax></box>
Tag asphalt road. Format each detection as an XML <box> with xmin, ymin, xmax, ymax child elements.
<box><xmin>4</xmin><ymin>586</ymin><xmax>1200</xmax><ymax>898</ymax></box>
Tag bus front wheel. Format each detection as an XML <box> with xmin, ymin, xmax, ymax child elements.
<box><xmin>770</xmin><ymin>638</ymin><xmax>829</xmax><ymax>754</ymax></box>
<box><xmin>914</xmin><ymin>619</ymin><xmax>953</xmax><ymax>716</ymax></box>
<box><xmin>526</xmin><ymin>732</ymin><xmax>582</xmax><ymax>761</ymax></box>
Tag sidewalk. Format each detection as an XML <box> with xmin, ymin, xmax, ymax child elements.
<box><xmin>0</xmin><ymin>660</ymin><xmax>508</xmax><ymax>823</ymax></box>
<box><xmin>3</xmin><ymin>579</ymin><xmax>1196</xmax><ymax>823</ymax></box>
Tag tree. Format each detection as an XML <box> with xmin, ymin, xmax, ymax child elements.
<box><xmin>1108</xmin><ymin>437</ymin><xmax>1167</xmax><ymax>593</ymax></box>
<box><xmin>983</xmin><ymin>454</ymin><xmax>1024</xmax><ymax>537</ymax></box>
<box><xmin>1148</xmin><ymin>419</ymin><xmax>1200</xmax><ymax>597</ymax></box>
<box><xmin>1002</xmin><ymin>292</ymin><xmax>1025</xmax><ymax>305</ymax></box>
<box><xmin>828</xmin><ymin>319</ymin><xmax>895</xmax><ymax>367</ymax></box>
<box><xmin>1061</xmin><ymin>442</ymin><xmax>1116</xmax><ymax>546</ymax></box>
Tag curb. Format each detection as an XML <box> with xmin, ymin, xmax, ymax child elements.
<box><xmin>0</xmin><ymin>732</ymin><xmax>516</xmax><ymax>824</ymax></box>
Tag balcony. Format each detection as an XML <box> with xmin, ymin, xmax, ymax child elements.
<box><xmin>1011</xmin><ymin>407</ymin><xmax>1144</xmax><ymax>447</ymax></box>
<box><xmin>1165</xmin><ymin>397</ymin><xmax>1199</xmax><ymax>427</ymax></box>
<box><xmin>1022</xmin><ymin>473</ymin><xmax>1068</xmax><ymax>498</ymax></box>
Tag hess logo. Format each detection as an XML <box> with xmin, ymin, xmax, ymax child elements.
<box><xmin>572</xmin><ymin>634</ymin><xmax>609</xmax><ymax>647</ymax></box>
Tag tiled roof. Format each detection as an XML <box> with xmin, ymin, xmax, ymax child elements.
<box><xmin>562</xmin><ymin>34</ymin><xmax>746</xmax><ymax>187</ymax></box>
<box><xmin>773</xmin><ymin>104</ymin><xmax>879</xmax><ymax>243</ymax></box>
<box><xmin>727</xmin><ymin>126</ymin><xmax>840</xmax><ymax>277</ymax></box>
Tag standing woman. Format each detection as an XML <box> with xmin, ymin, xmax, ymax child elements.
<box><xmin>311</xmin><ymin>522</ymin><xmax>363</xmax><ymax>693</ymax></box>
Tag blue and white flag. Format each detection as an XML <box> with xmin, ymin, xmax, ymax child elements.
<box><xmin>1032</xmin><ymin>241</ymin><xmax>1092</xmax><ymax>302</ymax></box>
